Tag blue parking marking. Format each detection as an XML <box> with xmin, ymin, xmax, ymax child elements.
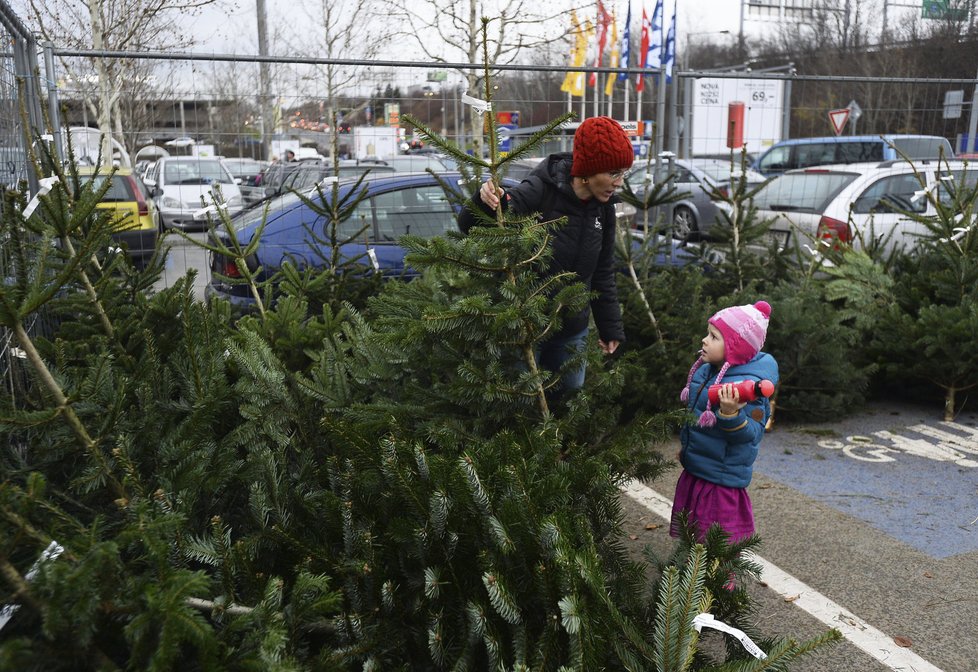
<box><xmin>756</xmin><ymin>419</ymin><xmax>978</xmax><ymax>559</ymax></box>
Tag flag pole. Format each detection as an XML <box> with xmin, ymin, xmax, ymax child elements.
<box><xmin>656</xmin><ymin>70</ymin><xmax>665</xmax><ymax>156</ymax></box>
<box><xmin>636</xmin><ymin>87</ymin><xmax>643</xmax><ymax>135</ymax></box>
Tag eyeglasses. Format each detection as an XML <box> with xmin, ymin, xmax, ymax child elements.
<box><xmin>607</xmin><ymin>169</ymin><xmax>627</xmax><ymax>180</ymax></box>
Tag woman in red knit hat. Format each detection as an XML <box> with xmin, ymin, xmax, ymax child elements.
<box><xmin>458</xmin><ymin>116</ymin><xmax>635</xmax><ymax>397</ymax></box>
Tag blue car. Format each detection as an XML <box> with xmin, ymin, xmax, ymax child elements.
<box><xmin>205</xmin><ymin>171</ymin><xmax>697</xmax><ymax>311</ymax></box>
<box><xmin>206</xmin><ymin>172</ymin><xmax>509</xmax><ymax>309</ymax></box>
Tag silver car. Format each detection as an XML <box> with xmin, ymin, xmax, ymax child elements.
<box><xmin>144</xmin><ymin>157</ymin><xmax>244</xmax><ymax>230</ymax></box>
<box><xmin>627</xmin><ymin>158</ymin><xmax>767</xmax><ymax>241</ymax></box>
<box><xmin>751</xmin><ymin>159</ymin><xmax>978</xmax><ymax>256</ymax></box>
<box><xmin>222</xmin><ymin>157</ymin><xmax>268</xmax><ymax>205</ymax></box>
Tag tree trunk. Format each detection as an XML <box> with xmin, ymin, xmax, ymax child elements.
<box><xmin>88</xmin><ymin>0</ymin><xmax>114</xmax><ymax>166</ymax></box>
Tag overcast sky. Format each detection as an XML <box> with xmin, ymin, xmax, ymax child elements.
<box><xmin>182</xmin><ymin>0</ymin><xmax>920</xmax><ymax>64</ymax></box>
<box><xmin>184</xmin><ymin>0</ymin><xmax>750</xmax><ymax>57</ymax></box>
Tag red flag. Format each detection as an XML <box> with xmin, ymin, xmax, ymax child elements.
<box><xmin>637</xmin><ymin>6</ymin><xmax>650</xmax><ymax>92</ymax></box>
<box><xmin>589</xmin><ymin>0</ymin><xmax>613</xmax><ymax>87</ymax></box>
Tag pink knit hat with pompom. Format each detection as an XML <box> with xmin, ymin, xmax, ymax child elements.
<box><xmin>680</xmin><ymin>301</ymin><xmax>771</xmax><ymax>427</ymax></box>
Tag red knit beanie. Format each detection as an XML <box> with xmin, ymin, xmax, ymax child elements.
<box><xmin>570</xmin><ymin>116</ymin><xmax>635</xmax><ymax>177</ymax></box>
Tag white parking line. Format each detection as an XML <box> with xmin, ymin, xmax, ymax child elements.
<box><xmin>623</xmin><ymin>480</ymin><xmax>945</xmax><ymax>672</ymax></box>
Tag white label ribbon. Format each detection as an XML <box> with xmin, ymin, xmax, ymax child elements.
<box><xmin>22</xmin><ymin>175</ymin><xmax>60</xmax><ymax>219</ymax></box>
<box><xmin>692</xmin><ymin>613</ymin><xmax>767</xmax><ymax>660</ymax></box>
<box><xmin>460</xmin><ymin>92</ymin><xmax>492</xmax><ymax>114</ymax></box>
<box><xmin>0</xmin><ymin>541</ymin><xmax>65</xmax><ymax>631</ymax></box>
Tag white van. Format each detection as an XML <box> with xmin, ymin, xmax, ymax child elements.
<box><xmin>753</xmin><ymin>135</ymin><xmax>954</xmax><ymax>176</ymax></box>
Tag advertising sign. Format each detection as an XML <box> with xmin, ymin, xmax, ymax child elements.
<box><xmin>690</xmin><ymin>78</ymin><xmax>785</xmax><ymax>156</ymax></box>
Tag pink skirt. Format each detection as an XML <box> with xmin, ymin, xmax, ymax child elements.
<box><xmin>670</xmin><ymin>470</ymin><xmax>755</xmax><ymax>543</ymax></box>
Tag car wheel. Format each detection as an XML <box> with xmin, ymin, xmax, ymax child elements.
<box><xmin>672</xmin><ymin>206</ymin><xmax>698</xmax><ymax>241</ymax></box>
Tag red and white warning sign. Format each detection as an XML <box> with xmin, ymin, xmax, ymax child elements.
<box><xmin>828</xmin><ymin>108</ymin><xmax>850</xmax><ymax>136</ymax></box>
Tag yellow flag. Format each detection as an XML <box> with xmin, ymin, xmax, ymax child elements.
<box><xmin>605</xmin><ymin>13</ymin><xmax>619</xmax><ymax>97</ymax></box>
<box><xmin>560</xmin><ymin>11</ymin><xmax>588</xmax><ymax>97</ymax></box>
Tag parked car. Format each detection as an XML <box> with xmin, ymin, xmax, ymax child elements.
<box><xmin>207</xmin><ymin>172</ymin><xmax>486</xmax><ymax>309</ymax></box>
<box><xmin>259</xmin><ymin>159</ymin><xmax>396</xmax><ymax>200</ymax></box>
<box><xmin>626</xmin><ymin>158</ymin><xmax>767</xmax><ymax>241</ymax></box>
<box><xmin>383</xmin><ymin>155</ymin><xmax>453</xmax><ymax>172</ymax></box>
<box><xmin>76</xmin><ymin>166</ymin><xmax>160</xmax><ymax>266</ymax></box>
<box><xmin>143</xmin><ymin>157</ymin><xmax>244</xmax><ymax>230</ymax></box>
<box><xmin>752</xmin><ymin>134</ymin><xmax>954</xmax><ymax>177</ymax></box>
<box><xmin>206</xmin><ymin>172</ymin><xmax>674</xmax><ymax>310</ymax></box>
<box><xmin>222</xmin><ymin>157</ymin><xmax>268</xmax><ymax>204</ymax></box>
<box><xmin>751</xmin><ymin>158</ymin><xmax>977</xmax><ymax>256</ymax></box>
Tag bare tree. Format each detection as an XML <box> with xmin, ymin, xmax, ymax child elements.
<box><xmin>295</xmin><ymin>0</ymin><xmax>383</xmax><ymax>150</ymax></box>
<box><xmin>18</xmin><ymin>0</ymin><xmax>221</xmax><ymax>165</ymax></box>
<box><xmin>385</xmin><ymin>0</ymin><xmax>571</xmax><ymax>155</ymax></box>
<box><xmin>198</xmin><ymin>60</ymin><xmax>266</xmax><ymax>158</ymax></box>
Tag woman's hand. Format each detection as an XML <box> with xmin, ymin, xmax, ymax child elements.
<box><xmin>598</xmin><ymin>339</ymin><xmax>620</xmax><ymax>355</ymax></box>
<box><xmin>717</xmin><ymin>383</ymin><xmax>747</xmax><ymax>416</ymax></box>
<box><xmin>480</xmin><ymin>179</ymin><xmax>504</xmax><ymax>209</ymax></box>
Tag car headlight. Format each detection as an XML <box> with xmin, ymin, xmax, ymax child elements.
<box><xmin>161</xmin><ymin>196</ymin><xmax>184</xmax><ymax>209</ymax></box>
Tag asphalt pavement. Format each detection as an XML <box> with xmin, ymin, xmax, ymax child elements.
<box><xmin>624</xmin><ymin>399</ymin><xmax>978</xmax><ymax>671</ymax></box>
<box><xmin>156</xmin><ymin>231</ymin><xmax>211</xmax><ymax>299</ymax></box>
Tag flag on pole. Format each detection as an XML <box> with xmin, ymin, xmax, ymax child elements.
<box><xmin>637</xmin><ymin>6</ymin><xmax>649</xmax><ymax>92</ymax></box>
<box><xmin>605</xmin><ymin>13</ymin><xmax>619</xmax><ymax>96</ymax></box>
<box><xmin>617</xmin><ymin>1</ymin><xmax>631</xmax><ymax>81</ymax></box>
<box><xmin>589</xmin><ymin>0</ymin><xmax>613</xmax><ymax>87</ymax></box>
<box><xmin>647</xmin><ymin>0</ymin><xmax>664</xmax><ymax>82</ymax></box>
<box><xmin>663</xmin><ymin>0</ymin><xmax>676</xmax><ymax>82</ymax></box>
<box><xmin>561</xmin><ymin>10</ymin><xmax>588</xmax><ymax>97</ymax></box>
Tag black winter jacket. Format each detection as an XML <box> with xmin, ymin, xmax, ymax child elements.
<box><xmin>458</xmin><ymin>153</ymin><xmax>626</xmax><ymax>343</ymax></box>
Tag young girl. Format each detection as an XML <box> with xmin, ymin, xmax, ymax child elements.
<box><xmin>671</xmin><ymin>301</ymin><xmax>779</xmax><ymax>545</ymax></box>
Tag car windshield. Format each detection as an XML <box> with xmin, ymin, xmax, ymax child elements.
<box><xmin>82</xmin><ymin>174</ymin><xmax>135</xmax><ymax>201</ymax></box>
<box><xmin>752</xmin><ymin>171</ymin><xmax>858</xmax><ymax>212</ymax></box>
<box><xmin>165</xmin><ymin>160</ymin><xmax>233</xmax><ymax>185</ymax></box>
<box><xmin>385</xmin><ymin>157</ymin><xmax>446</xmax><ymax>172</ymax></box>
<box><xmin>224</xmin><ymin>160</ymin><xmax>264</xmax><ymax>177</ymax></box>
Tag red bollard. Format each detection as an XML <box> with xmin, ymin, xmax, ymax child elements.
<box><xmin>727</xmin><ymin>101</ymin><xmax>745</xmax><ymax>149</ymax></box>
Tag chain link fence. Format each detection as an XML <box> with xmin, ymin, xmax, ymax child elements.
<box><xmin>1</xmin><ymin>0</ymin><xmax>46</xmax><ymax>417</ymax></box>
<box><xmin>36</xmin><ymin>48</ymin><xmax>976</xmax><ymax>296</ymax></box>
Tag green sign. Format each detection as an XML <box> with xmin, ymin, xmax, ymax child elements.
<box><xmin>427</xmin><ymin>71</ymin><xmax>448</xmax><ymax>82</ymax></box>
<box><xmin>922</xmin><ymin>0</ymin><xmax>969</xmax><ymax>20</ymax></box>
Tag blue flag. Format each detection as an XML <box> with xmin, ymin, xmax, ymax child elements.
<box><xmin>663</xmin><ymin>1</ymin><xmax>677</xmax><ymax>83</ymax></box>
<box><xmin>647</xmin><ymin>0</ymin><xmax>663</xmax><ymax>72</ymax></box>
<box><xmin>618</xmin><ymin>1</ymin><xmax>631</xmax><ymax>81</ymax></box>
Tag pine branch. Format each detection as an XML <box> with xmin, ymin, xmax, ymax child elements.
<box><xmin>11</xmin><ymin>321</ymin><xmax>125</xmax><ymax>500</ymax></box>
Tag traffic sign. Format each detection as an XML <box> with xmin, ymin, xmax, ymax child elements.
<box><xmin>944</xmin><ymin>90</ymin><xmax>964</xmax><ymax>119</ymax></box>
<box><xmin>828</xmin><ymin>108</ymin><xmax>850</xmax><ymax>136</ymax></box>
